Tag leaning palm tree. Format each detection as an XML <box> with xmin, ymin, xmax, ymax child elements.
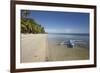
<box><xmin>21</xmin><ymin>10</ymin><xmax>45</xmax><ymax>34</ymax></box>
<box><xmin>21</xmin><ymin>10</ymin><xmax>30</xmax><ymax>18</ymax></box>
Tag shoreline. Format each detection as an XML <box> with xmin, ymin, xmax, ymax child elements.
<box><xmin>47</xmin><ymin>40</ymin><xmax>89</xmax><ymax>61</ymax></box>
<box><xmin>21</xmin><ymin>34</ymin><xmax>89</xmax><ymax>63</ymax></box>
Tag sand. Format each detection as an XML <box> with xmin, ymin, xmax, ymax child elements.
<box><xmin>21</xmin><ymin>34</ymin><xmax>89</xmax><ymax>63</ymax></box>
<box><xmin>21</xmin><ymin>34</ymin><xmax>48</xmax><ymax>63</ymax></box>
<box><xmin>47</xmin><ymin>42</ymin><xmax>89</xmax><ymax>61</ymax></box>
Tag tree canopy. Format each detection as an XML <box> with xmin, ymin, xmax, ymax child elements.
<box><xmin>21</xmin><ymin>10</ymin><xmax>45</xmax><ymax>34</ymax></box>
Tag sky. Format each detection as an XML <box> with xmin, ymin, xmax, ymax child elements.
<box><xmin>24</xmin><ymin>10</ymin><xmax>89</xmax><ymax>34</ymax></box>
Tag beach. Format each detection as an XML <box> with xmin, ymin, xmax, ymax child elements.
<box><xmin>21</xmin><ymin>34</ymin><xmax>48</xmax><ymax>63</ymax></box>
<box><xmin>21</xmin><ymin>34</ymin><xmax>89</xmax><ymax>63</ymax></box>
<box><xmin>47</xmin><ymin>42</ymin><xmax>89</xmax><ymax>61</ymax></box>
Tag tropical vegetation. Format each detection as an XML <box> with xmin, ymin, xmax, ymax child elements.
<box><xmin>21</xmin><ymin>10</ymin><xmax>45</xmax><ymax>33</ymax></box>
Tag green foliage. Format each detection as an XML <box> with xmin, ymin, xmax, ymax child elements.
<box><xmin>21</xmin><ymin>10</ymin><xmax>30</xmax><ymax>18</ymax></box>
<box><xmin>21</xmin><ymin>10</ymin><xmax>45</xmax><ymax>34</ymax></box>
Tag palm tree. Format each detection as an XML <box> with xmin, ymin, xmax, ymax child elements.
<box><xmin>21</xmin><ymin>10</ymin><xmax>30</xmax><ymax>18</ymax></box>
<box><xmin>21</xmin><ymin>10</ymin><xmax>45</xmax><ymax>34</ymax></box>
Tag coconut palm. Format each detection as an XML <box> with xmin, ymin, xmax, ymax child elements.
<box><xmin>21</xmin><ymin>10</ymin><xmax>45</xmax><ymax>33</ymax></box>
<box><xmin>21</xmin><ymin>10</ymin><xmax>30</xmax><ymax>18</ymax></box>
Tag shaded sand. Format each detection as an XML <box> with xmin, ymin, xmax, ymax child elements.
<box><xmin>47</xmin><ymin>42</ymin><xmax>89</xmax><ymax>61</ymax></box>
<box><xmin>21</xmin><ymin>34</ymin><xmax>48</xmax><ymax>63</ymax></box>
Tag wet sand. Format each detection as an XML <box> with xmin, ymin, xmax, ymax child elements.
<box><xmin>47</xmin><ymin>42</ymin><xmax>89</xmax><ymax>61</ymax></box>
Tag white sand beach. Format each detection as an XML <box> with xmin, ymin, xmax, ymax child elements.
<box><xmin>21</xmin><ymin>34</ymin><xmax>89</xmax><ymax>63</ymax></box>
<box><xmin>21</xmin><ymin>34</ymin><xmax>48</xmax><ymax>63</ymax></box>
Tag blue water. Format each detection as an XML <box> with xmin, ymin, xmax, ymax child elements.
<box><xmin>48</xmin><ymin>33</ymin><xmax>89</xmax><ymax>48</ymax></box>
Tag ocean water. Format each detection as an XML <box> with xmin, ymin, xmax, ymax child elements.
<box><xmin>48</xmin><ymin>33</ymin><xmax>89</xmax><ymax>49</ymax></box>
